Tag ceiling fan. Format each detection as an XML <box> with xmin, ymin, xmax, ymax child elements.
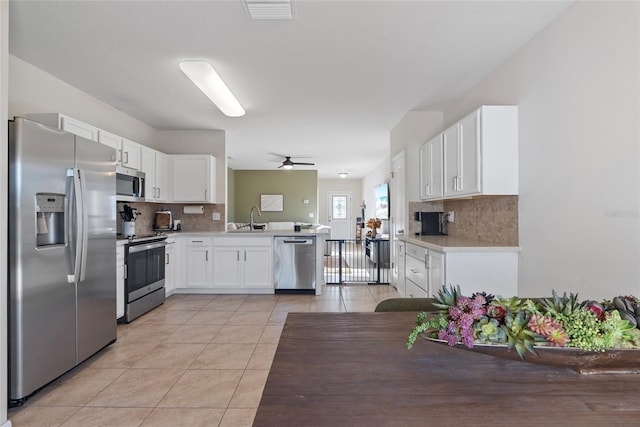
<box><xmin>278</xmin><ymin>156</ymin><xmax>315</xmax><ymax>169</ymax></box>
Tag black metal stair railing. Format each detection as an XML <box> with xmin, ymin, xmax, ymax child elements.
<box><xmin>323</xmin><ymin>239</ymin><xmax>390</xmax><ymax>285</ymax></box>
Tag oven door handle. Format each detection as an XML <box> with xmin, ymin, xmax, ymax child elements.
<box><xmin>128</xmin><ymin>241</ymin><xmax>166</xmax><ymax>253</ymax></box>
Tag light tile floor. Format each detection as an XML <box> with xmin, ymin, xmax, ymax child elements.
<box><xmin>8</xmin><ymin>284</ymin><xmax>400</xmax><ymax>426</ymax></box>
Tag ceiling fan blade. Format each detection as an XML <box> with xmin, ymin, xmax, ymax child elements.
<box><xmin>293</xmin><ymin>162</ymin><xmax>315</xmax><ymax>166</ymax></box>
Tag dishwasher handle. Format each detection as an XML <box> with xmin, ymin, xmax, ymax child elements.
<box><xmin>282</xmin><ymin>239</ymin><xmax>313</xmax><ymax>244</ymax></box>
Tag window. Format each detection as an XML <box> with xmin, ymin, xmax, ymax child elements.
<box><xmin>332</xmin><ymin>195</ymin><xmax>347</xmax><ymax>219</ymax></box>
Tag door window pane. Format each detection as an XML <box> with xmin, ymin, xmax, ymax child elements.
<box><xmin>332</xmin><ymin>196</ymin><xmax>347</xmax><ymax>219</ymax></box>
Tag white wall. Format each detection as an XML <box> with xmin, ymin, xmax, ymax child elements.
<box><xmin>362</xmin><ymin>157</ymin><xmax>391</xmax><ymax>233</ymax></box>
<box><xmin>390</xmin><ymin>111</ymin><xmax>443</xmax><ymax>203</ymax></box>
<box><xmin>444</xmin><ymin>1</ymin><xmax>640</xmax><ymax>300</ymax></box>
<box><xmin>9</xmin><ymin>55</ymin><xmax>157</xmax><ymax>145</ymax></box>
<box><xmin>318</xmin><ymin>178</ymin><xmax>363</xmax><ymax>232</ymax></box>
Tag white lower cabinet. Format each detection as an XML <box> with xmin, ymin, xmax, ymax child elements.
<box><xmin>116</xmin><ymin>244</ymin><xmax>125</xmax><ymax>319</ymax></box>
<box><xmin>405</xmin><ymin>243</ymin><xmax>442</xmax><ymax>298</ymax></box>
<box><xmin>164</xmin><ymin>237</ymin><xmax>177</xmax><ymax>296</ymax></box>
<box><xmin>212</xmin><ymin>237</ymin><xmax>273</xmax><ymax>293</ymax></box>
<box><xmin>402</xmin><ymin>239</ymin><xmax>518</xmax><ymax>298</ymax></box>
<box><xmin>186</xmin><ymin>237</ymin><xmax>213</xmax><ymax>288</ymax></box>
<box><xmin>393</xmin><ymin>240</ymin><xmax>406</xmax><ymax>297</ymax></box>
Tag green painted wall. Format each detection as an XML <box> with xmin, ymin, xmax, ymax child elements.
<box><xmin>227</xmin><ymin>168</ymin><xmax>235</xmax><ymax>222</ymax></box>
<box><xmin>233</xmin><ymin>170</ymin><xmax>318</xmax><ymax>223</ymax></box>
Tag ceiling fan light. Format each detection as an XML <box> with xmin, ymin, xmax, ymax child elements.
<box><xmin>338</xmin><ymin>172</ymin><xmax>348</xmax><ymax>179</ymax></box>
<box><xmin>179</xmin><ymin>60</ymin><xmax>245</xmax><ymax>117</ymax></box>
<box><xmin>282</xmin><ymin>164</ymin><xmax>293</xmax><ymax>170</ymax></box>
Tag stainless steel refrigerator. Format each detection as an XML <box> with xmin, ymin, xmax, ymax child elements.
<box><xmin>8</xmin><ymin>117</ymin><xmax>117</xmax><ymax>403</ymax></box>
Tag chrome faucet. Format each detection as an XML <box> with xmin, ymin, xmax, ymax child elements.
<box><xmin>250</xmin><ymin>206</ymin><xmax>262</xmax><ymax>230</ymax></box>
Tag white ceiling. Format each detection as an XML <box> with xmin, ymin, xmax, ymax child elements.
<box><xmin>8</xmin><ymin>0</ymin><xmax>572</xmax><ymax>179</ymax></box>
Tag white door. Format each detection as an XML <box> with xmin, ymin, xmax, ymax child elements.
<box><xmin>326</xmin><ymin>191</ymin><xmax>352</xmax><ymax>239</ymax></box>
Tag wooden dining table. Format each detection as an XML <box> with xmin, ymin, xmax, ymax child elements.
<box><xmin>254</xmin><ymin>312</ymin><xmax>640</xmax><ymax>426</ymax></box>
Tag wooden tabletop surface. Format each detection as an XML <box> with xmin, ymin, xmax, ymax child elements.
<box><xmin>254</xmin><ymin>312</ymin><xmax>640</xmax><ymax>426</ymax></box>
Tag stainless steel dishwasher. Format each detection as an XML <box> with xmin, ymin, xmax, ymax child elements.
<box><xmin>274</xmin><ymin>236</ymin><xmax>316</xmax><ymax>294</ymax></box>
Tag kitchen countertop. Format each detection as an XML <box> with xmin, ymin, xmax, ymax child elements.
<box><xmin>399</xmin><ymin>234</ymin><xmax>520</xmax><ymax>252</ymax></box>
<box><xmin>117</xmin><ymin>229</ymin><xmax>329</xmax><ymax>243</ymax></box>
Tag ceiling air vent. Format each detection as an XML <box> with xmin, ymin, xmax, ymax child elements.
<box><xmin>244</xmin><ymin>0</ymin><xmax>294</xmax><ymax>20</ymax></box>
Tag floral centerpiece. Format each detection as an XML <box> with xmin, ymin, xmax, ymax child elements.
<box><xmin>366</xmin><ymin>218</ymin><xmax>382</xmax><ymax>238</ymax></box>
<box><xmin>407</xmin><ymin>285</ymin><xmax>640</xmax><ymax>360</ymax></box>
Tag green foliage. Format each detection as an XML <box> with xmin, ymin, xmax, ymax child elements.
<box><xmin>504</xmin><ymin>311</ymin><xmax>542</xmax><ymax>359</ymax></box>
<box><xmin>406</xmin><ymin>313</ymin><xmax>448</xmax><ymax>349</ymax></box>
<box><xmin>432</xmin><ymin>285</ymin><xmax>461</xmax><ymax>311</ymax></box>
<box><xmin>490</xmin><ymin>296</ymin><xmax>525</xmax><ymax>314</ymax></box>
<box><xmin>540</xmin><ymin>290</ymin><xmax>584</xmax><ymax>317</ymax></box>
<box><xmin>474</xmin><ymin>318</ymin><xmax>506</xmax><ymax>344</ymax></box>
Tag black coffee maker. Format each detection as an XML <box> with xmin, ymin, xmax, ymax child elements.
<box><xmin>414</xmin><ymin>212</ymin><xmax>447</xmax><ymax>235</ymax></box>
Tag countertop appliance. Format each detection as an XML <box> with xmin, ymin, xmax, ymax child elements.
<box><xmin>153</xmin><ymin>210</ymin><xmax>173</xmax><ymax>231</ymax></box>
<box><xmin>124</xmin><ymin>235</ymin><xmax>167</xmax><ymax>322</ymax></box>
<box><xmin>274</xmin><ymin>236</ymin><xmax>316</xmax><ymax>294</ymax></box>
<box><xmin>116</xmin><ymin>165</ymin><xmax>145</xmax><ymax>202</ymax></box>
<box><xmin>415</xmin><ymin>211</ymin><xmax>447</xmax><ymax>235</ymax></box>
<box><xmin>8</xmin><ymin>117</ymin><xmax>117</xmax><ymax>404</ymax></box>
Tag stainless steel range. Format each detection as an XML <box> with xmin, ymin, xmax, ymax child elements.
<box><xmin>124</xmin><ymin>234</ymin><xmax>167</xmax><ymax>322</ymax></box>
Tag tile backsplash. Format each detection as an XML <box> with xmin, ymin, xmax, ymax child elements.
<box><xmin>117</xmin><ymin>202</ymin><xmax>226</xmax><ymax>235</ymax></box>
<box><xmin>408</xmin><ymin>196</ymin><xmax>518</xmax><ymax>245</ymax></box>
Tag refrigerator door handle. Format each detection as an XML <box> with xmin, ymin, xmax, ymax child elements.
<box><xmin>65</xmin><ymin>168</ymin><xmax>87</xmax><ymax>283</ymax></box>
<box><xmin>77</xmin><ymin>169</ymin><xmax>89</xmax><ymax>282</ymax></box>
<box><xmin>66</xmin><ymin>169</ymin><xmax>82</xmax><ymax>283</ymax></box>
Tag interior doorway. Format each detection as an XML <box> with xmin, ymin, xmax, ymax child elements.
<box><xmin>326</xmin><ymin>191</ymin><xmax>353</xmax><ymax>239</ymax></box>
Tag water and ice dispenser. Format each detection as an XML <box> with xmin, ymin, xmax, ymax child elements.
<box><xmin>35</xmin><ymin>193</ymin><xmax>65</xmax><ymax>247</ymax></box>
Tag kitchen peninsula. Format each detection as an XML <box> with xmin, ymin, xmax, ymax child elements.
<box><xmin>397</xmin><ymin>234</ymin><xmax>520</xmax><ymax>299</ymax></box>
<box><xmin>118</xmin><ymin>229</ymin><xmax>328</xmax><ymax>308</ymax></box>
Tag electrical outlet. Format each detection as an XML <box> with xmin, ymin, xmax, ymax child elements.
<box><xmin>309</xmin><ymin>213</ymin><xmax>315</xmax><ymax>218</ymax></box>
<box><xmin>447</xmin><ymin>211</ymin><xmax>454</xmax><ymax>223</ymax></box>
<box><xmin>212</xmin><ymin>212</ymin><xmax>221</xmax><ymax>221</ymax></box>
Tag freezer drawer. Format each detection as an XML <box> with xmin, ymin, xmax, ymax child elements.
<box><xmin>274</xmin><ymin>236</ymin><xmax>316</xmax><ymax>293</ymax></box>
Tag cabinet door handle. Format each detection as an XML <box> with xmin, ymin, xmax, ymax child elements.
<box><xmin>192</xmin><ymin>240</ymin><xmax>203</xmax><ymax>243</ymax></box>
<box><xmin>457</xmin><ymin>175</ymin><xmax>463</xmax><ymax>191</ymax></box>
<box><xmin>206</xmin><ymin>250</ymin><xmax>209</xmax><ymax>261</ymax></box>
<box><xmin>237</xmin><ymin>250</ymin><xmax>240</xmax><ymax>262</ymax></box>
<box><xmin>244</xmin><ymin>251</ymin><xmax>247</xmax><ymax>262</ymax></box>
<box><xmin>124</xmin><ymin>151</ymin><xmax>129</xmax><ymax>165</ymax></box>
<box><xmin>166</xmin><ymin>253</ymin><xmax>169</xmax><ymax>265</ymax></box>
<box><xmin>204</xmin><ymin>189</ymin><xmax>207</xmax><ymax>200</ymax></box>
<box><xmin>118</xmin><ymin>149</ymin><xmax>123</xmax><ymax>164</ymax></box>
<box><xmin>124</xmin><ymin>264</ymin><xmax>127</xmax><ymax>280</ymax></box>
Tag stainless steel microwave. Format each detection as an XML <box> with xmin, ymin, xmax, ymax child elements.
<box><xmin>116</xmin><ymin>166</ymin><xmax>145</xmax><ymax>202</ymax></box>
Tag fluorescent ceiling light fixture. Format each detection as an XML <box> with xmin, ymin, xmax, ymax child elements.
<box><xmin>179</xmin><ymin>60</ymin><xmax>245</xmax><ymax>117</ymax></box>
<box><xmin>338</xmin><ymin>172</ymin><xmax>348</xmax><ymax>179</ymax></box>
<box><xmin>245</xmin><ymin>0</ymin><xmax>293</xmax><ymax>20</ymax></box>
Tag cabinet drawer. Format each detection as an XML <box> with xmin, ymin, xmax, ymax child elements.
<box><xmin>405</xmin><ymin>242</ymin><xmax>426</xmax><ymax>260</ymax></box>
<box><xmin>406</xmin><ymin>278</ymin><xmax>428</xmax><ymax>298</ymax></box>
<box><xmin>188</xmin><ymin>237</ymin><xmax>211</xmax><ymax>247</ymax></box>
<box><xmin>215</xmin><ymin>236</ymin><xmax>272</xmax><ymax>247</ymax></box>
<box><xmin>405</xmin><ymin>254</ymin><xmax>427</xmax><ymax>291</ymax></box>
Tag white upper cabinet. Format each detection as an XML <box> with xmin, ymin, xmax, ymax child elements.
<box><xmin>99</xmin><ymin>130</ymin><xmax>142</xmax><ymax>171</ymax></box>
<box><xmin>97</xmin><ymin>129</ymin><xmax>121</xmax><ymax>151</ymax></box>
<box><xmin>155</xmin><ymin>152</ymin><xmax>169</xmax><ymax>202</ymax></box>
<box><xmin>171</xmin><ymin>155</ymin><xmax>217</xmax><ymax>203</ymax></box>
<box><xmin>120</xmin><ymin>138</ymin><xmax>142</xmax><ymax>170</ymax></box>
<box><xmin>419</xmin><ymin>134</ymin><xmax>443</xmax><ymax>200</ymax></box>
<box><xmin>141</xmin><ymin>147</ymin><xmax>169</xmax><ymax>202</ymax></box>
<box><xmin>26</xmin><ymin>113</ymin><xmax>100</xmax><ymax>142</ymax></box>
<box><xmin>441</xmin><ymin>105</ymin><xmax>518</xmax><ymax>199</ymax></box>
